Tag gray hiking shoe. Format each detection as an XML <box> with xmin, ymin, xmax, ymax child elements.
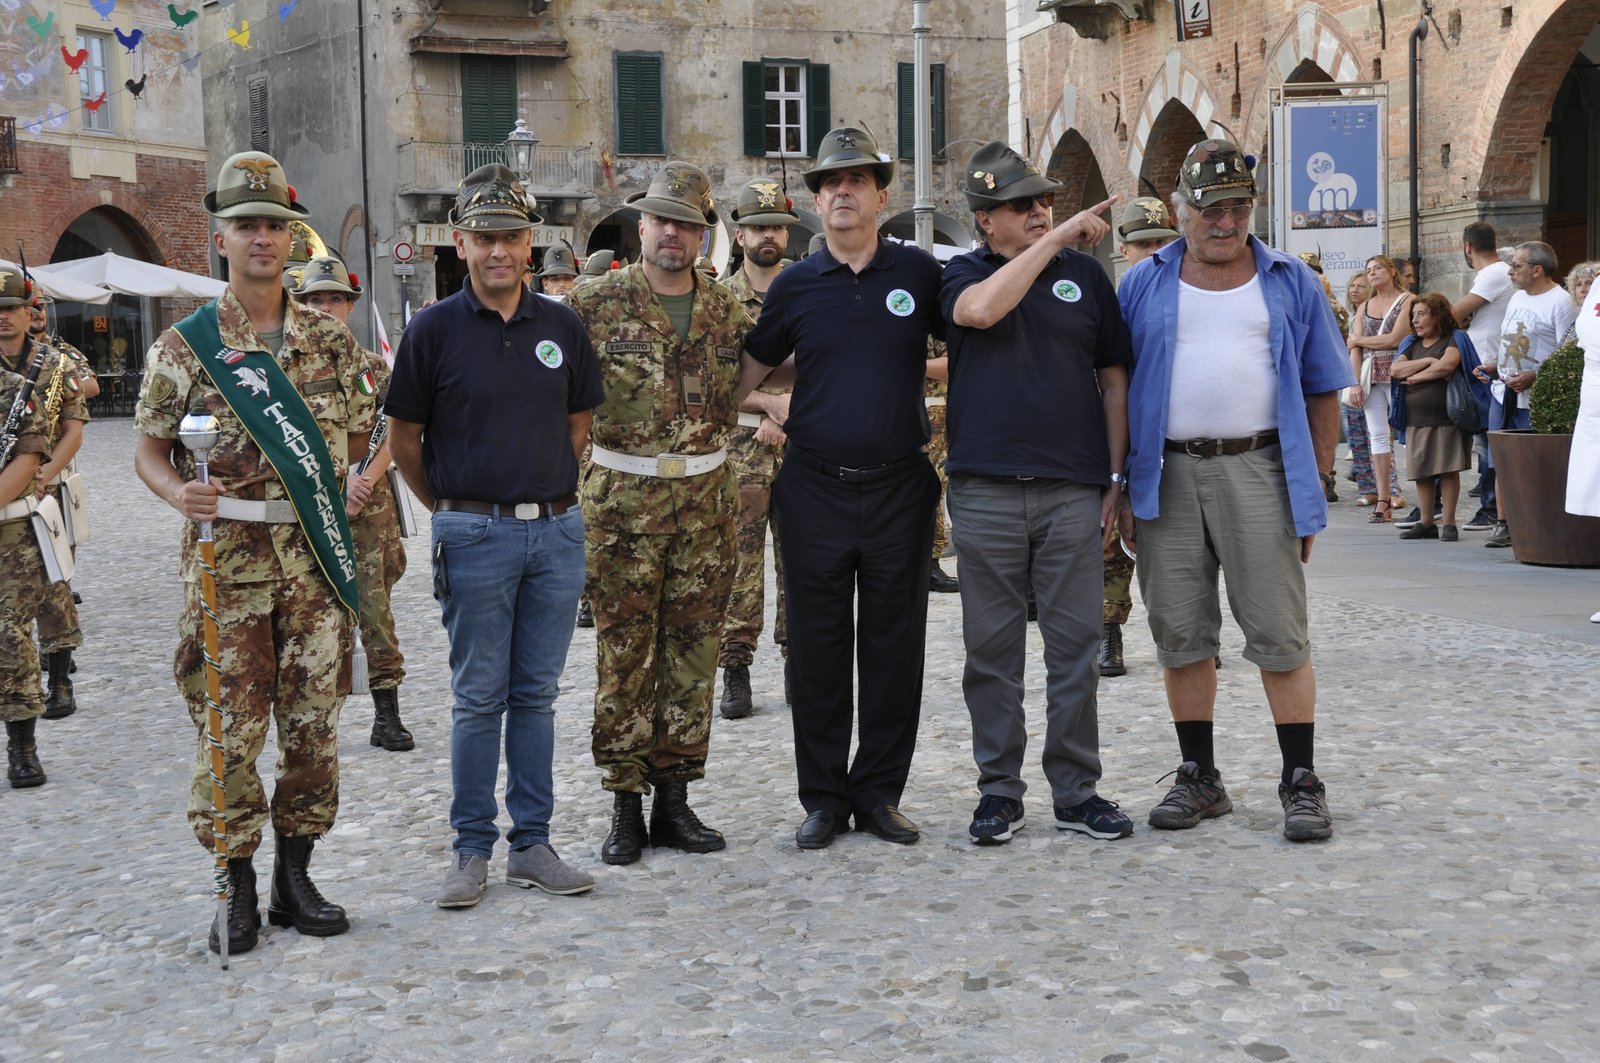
<box><xmin>1147</xmin><ymin>761</ymin><xmax>1233</xmax><ymax>830</ymax></box>
<box><xmin>1278</xmin><ymin>768</ymin><xmax>1333</xmax><ymax>842</ymax></box>
<box><xmin>436</xmin><ymin>852</ymin><xmax>489</xmax><ymax>908</ymax></box>
<box><xmin>506</xmin><ymin>843</ymin><xmax>596</xmax><ymax>896</ymax></box>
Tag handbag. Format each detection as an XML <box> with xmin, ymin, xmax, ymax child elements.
<box><xmin>1447</xmin><ymin>368</ymin><xmax>1484</xmax><ymax>433</ymax></box>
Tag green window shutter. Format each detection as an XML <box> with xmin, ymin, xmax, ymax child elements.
<box><xmin>931</xmin><ymin>63</ymin><xmax>946</xmax><ymax>158</ymax></box>
<box><xmin>805</xmin><ymin>63</ymin><xmax>830</xmax><ymax>157</ymax></box>
<box><xmin>743</xmin><ymin>61</ymin><xmax>766</xmax><ymax>156</ymax></box>
<box><xmin>896</xmin><ymin>62</ymin><xmax>914</xmax><ymax>160</ymax></box>
<box><xmin>616</xmin><ymin>52</ymin><xmax>665</xmax><ymax>155</ymax></box>
<box><xmin>461</xmin><ymin>56</ymin><xmax>517</xmax><ymax>145</ymax></box>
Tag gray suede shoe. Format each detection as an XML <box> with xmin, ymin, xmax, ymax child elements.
<box><xmin>506</xmin><ymin>843</ymin><xmax>596</xmax><ymax>896</ymax></box>
<box><xmin>436</xmin><ymin>852</ymin><xmax>489</xmax><ymax>908</ymax></box>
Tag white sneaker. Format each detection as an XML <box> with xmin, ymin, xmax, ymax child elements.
<box><xmin>1590</xmin><ymin>610</ymin><xmax>1600</xmax><ymax>624</ymax></box>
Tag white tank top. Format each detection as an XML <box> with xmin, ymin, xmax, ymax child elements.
<box><xmin>1166</xmin><ymin>274</ymin><xmax>1278</xmax><ymax>440</ymax></box>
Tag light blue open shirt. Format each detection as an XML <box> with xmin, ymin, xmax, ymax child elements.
<box><xmin>1118</xmin><ymin>235</ymin><xmax>1355</xmax><ymax>537</ymax></box>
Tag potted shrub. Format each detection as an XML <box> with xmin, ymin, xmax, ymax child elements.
<box><xmin>1488</xmin><ymin>337</ymin><xmax>1600</xmax><ymax>566</ymax></box>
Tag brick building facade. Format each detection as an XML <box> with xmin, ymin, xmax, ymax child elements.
<box><xmin>1010</xmin><ymin>0</ymin><xmax>1600</xmax><ymax>295</ymax></box>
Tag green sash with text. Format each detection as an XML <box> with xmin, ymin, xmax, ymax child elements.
<box><xmin>173</xmin><ymin>302</ymin><xmax>359</xmax><ymax>614</ymax></box>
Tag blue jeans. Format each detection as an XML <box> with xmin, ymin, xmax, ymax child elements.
<box><xmin>432</xmin><ymin>507</ymin><xmax>587</xmax><ymax>857</ymax></box>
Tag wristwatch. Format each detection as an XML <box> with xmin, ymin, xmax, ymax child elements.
<box><xmin>1109</xmin><ymin>472</ymin><xmax>1128</xmax><ymax>492</ymax></box>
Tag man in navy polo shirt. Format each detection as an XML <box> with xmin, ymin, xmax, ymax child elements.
<box><xmin>387</xmin><ymin>164</ymin><xmax>605</xmax><ymax>906</ymax></box>
<box><xmin>740</xmin><ymin>126</ymin><xmax>943</xmax><ymax>851</ymax></box>
<box><xmin>939</xmin><ymin>141</ymin><xmax>1131</xmax><ymax>847</ymax></box>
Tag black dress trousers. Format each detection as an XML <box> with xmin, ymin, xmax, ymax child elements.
<box><xmin>773</xmin><ymin>447</ymin><xmax>940</xmax><ymax>816</ymax></box>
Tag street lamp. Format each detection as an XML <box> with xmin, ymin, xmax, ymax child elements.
<box><xmin>503</xmin><ymin>118</ymin><xmax>540</xmax><ymax>186</ymax></box>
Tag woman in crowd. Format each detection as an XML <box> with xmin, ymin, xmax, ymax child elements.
<box><xmin>1345</xmin><ymin>261</ymin><xmax>1411</xmax><ymax>519</ymax></box>
<box><xmin>1390</xmin><ymin>294</ymin><xmax>1472</xmax><ymax>540</ymax></box>
<box><xmin>1561</xmin><ymin>262</ymin><xmax>1600</xmax><ymax>621</ymax></box>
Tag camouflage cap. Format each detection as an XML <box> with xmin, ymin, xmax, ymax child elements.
<box><xmin>581</xmin><ymin>250</ymin><xmax>617</xmax><ymax>277</ymax></box>
<box><xmin>1116</xmin><ymin>197</ymin><xmax>1179</xmax><ymax>242</ymax></box>
<box><xmin>1176</xmin><ymin>138</ymin><xmax>1257</xmax><ymax>209</ymax></box>
<box><xmin>802</xmin><ymin>126</ymin><xmax>895</xmax><ymax>193</ymax></box>
<box><xmin>730</xmin><ymin>178</ymin><xmax>800</xmax><ymax>226</ymax></box>
<box><xmin>0</xmin><ymin>261</ymin><xmax>35</xmax><ymax>308</ymax></box>
<box><xmin>450</xmin><ymin>163</ymin><xmax>542</xmax><ymax>231</ymax></box>
<box><xmin>538</xmin><ymin>242</ymin><xmax>579</xmax><ymax>278</ymax></box>
<box><xmin>1297</xmin><ymin>250</ymin><xmax>1324</xmax><ymax>274</ymax></box>
<box><xmin>204</xmin><ymin>151</ymin><xmax>311</xmax><ymax>220</ymax></box>
<box><xmin>963</xmin><ymin>140</ymin><xmax>1061</xmax><ymax>210</ymax></box>
<box><xmin>292</xmin><ymin>255</ymin><xmax>363</xmax><ymax>300</ymax></box>
<box><xmin>627</xmin><ymin>162</ymin><xmax>718</xmax><ymax>227</ymax></box>
<box><xmin>694</xmin><ymin>255</ymin><xmax>718</xmax><ymax>279</ymax></box>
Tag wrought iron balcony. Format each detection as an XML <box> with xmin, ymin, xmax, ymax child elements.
<box><xmin>397</xmin><ymin>141</ymin><xmax>593</xmax><ymax>199</ymax></box>
<box><xmin>0</xmin><ymin>117</ymin><xmax>19</xmax><ymax>176</ymax></box>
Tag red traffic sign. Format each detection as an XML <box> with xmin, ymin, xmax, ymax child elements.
<box><xmin>393</xmin><ymin>241</ymin><xmax>415</xmax><ymax>263</ymax></box>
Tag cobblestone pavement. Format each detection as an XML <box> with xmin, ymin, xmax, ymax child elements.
<box><xmin>3</xmin><ymin>419</ymin><xmax>1598</xmax><ymax>1062</ymax></box>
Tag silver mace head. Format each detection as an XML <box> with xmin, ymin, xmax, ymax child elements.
<box><xmin>178</xmin><ymin>411</ymin><xmax>220</xmax><ymax>458</ymax></box>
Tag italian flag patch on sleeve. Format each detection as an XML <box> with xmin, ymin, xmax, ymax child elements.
<box><xmin>356</xmin><ymin>368</ymin><xmax>377</xmax><ymax>396</ymax></box>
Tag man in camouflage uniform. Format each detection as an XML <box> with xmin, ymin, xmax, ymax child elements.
<box><xmin>538</xmin><ymin>242</ymin><xmax>580</xmax><ymax>300</ymax></box>
<box><xmin>925</xmin><ymin>339</ymin><xmax>957</xmax><ymax>592</ymax></box>
<box><xmin>567</xmin><ymin>162</ymin><xmax>748</xmax><ymax>866</ymax></box>
<box><xmin>716</xmin><ymin>178</ymin><xmax>797</xmax><ymax>720</ymax></box>
<box><xmin>27</xmin><ymin>295</ymin><xmax>94</xmax><ymax>719</ymax></box>
<box><xmin>134</xmin><ymin>152</ymin><xmax>375</xmax><ymax>956</ymax></box>
<box><xmin>1</xmin><ymin>264</ymin><xmax>54</xmax><ymax>789</ymax></box>
<box><xmin>1100</xmin><ymin>198</ymin><xmax>1180</xmax><ymax>677</ymax></box>
<box><xmin>291</xmin><ymin>255</ymin><xmax>414</xmax><ymax>753</ymax></box>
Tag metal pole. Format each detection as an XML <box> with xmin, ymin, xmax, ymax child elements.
<box><xmin>912</xmin><ymin>0</ymin><xmax>933</xmax><ymax>252</ymax></box>
<box><xmin>1408</xmin><ymin>7</ymin><xmax>1429</xmax><ymax>286</ymax></box>
<box><xmin>179</xmin><ymin>412</ymin><xmax>229</xmax><ymax>969</ymax></box>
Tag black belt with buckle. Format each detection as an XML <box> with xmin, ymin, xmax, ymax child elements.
<box><xmin>435</xmin><ymin>496</ymin><xmax>576</xmax><ymax>520</ymax></box>
<box><xmin>1164</xmin><ymin>430</ymin><xmax>1280</xmax><ymax>459</ymax></box>
<box><xmin>786</xmin><ymin>444</ymin><xmax>926</xmax><ymax>483</ymax></box>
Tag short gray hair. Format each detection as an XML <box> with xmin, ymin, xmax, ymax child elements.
<box><xmin>1565</xmin><ymin>260</ymin><xmax>1600</xmax><ymax>302</ymax></box>
<box><xmin>1517</xmin><ymin>240</ymin><xmax>1558</xmax><ymax>277</ymax></box>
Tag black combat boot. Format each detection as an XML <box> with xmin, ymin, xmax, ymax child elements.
<box><xmin>649</xmin><ymin>779</ymin><xmax>726</xmax><ymax>853</ymax></box>
<box><xmin>6</xmin><ymin>719</ymin><xmax>46</xmax><ymax>788</ymax></box>
<box><xmin>1098</xmin><ymin>622</ymin><xmax>1126</xmax><ymax>678</ymax></box>
<box><xmin>42</xmin><ymin>649</ymin><xmax>76</xmax><ymax>720</ymax></box>
<box><xmin>601</xmin><ymin>791</ymin><xmax>648</xmax><ymax>865</ymax></box>
<box><xmin>719</xmin><ymin>665</ymin><xmax>753</xmax><ymax>719</ymax></box>
<box><xmin>369</xmin><ymin>688</ymin><xmax>414</xmax><ymax>752</ymax></box>
<box><xmin>207</xmin><ymin>855</ymin><xmax>261</xmax><ymax>955</ymax></box>
<box><xmin>267</xmin><ymin>834</ymin><xmax>350</xmax><ymax>936</ymax></box>
<box><xmin>575</xmin><ymin>599</ymin><xmax>594</xmax><ymax>628</ymax></box>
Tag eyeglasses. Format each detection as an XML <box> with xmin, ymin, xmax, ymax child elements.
<box><xmin>1197</xmin><ymin>202</ymin><xmax>1253</xmax><ymax>223</ymax></box>
<box><xmin>996</xmin><ymin>193</ymin><xmax>1053</xmax><ymax>214</ymax></box>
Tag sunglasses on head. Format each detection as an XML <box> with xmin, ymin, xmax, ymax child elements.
<box><xmin>995</xmin><ymin>193</ymin><xmax>1054</xmax><ymax>213</ymax></box>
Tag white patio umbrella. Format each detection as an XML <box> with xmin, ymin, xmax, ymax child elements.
<box><xmin>37</xmin><ymin>251</ymin><xmax>226</xmax><ymax>299</ymax></box>
<box><xmin>24</xmin><ymin>267</ymin><xmax>114</xmax><ymax>305</ymax></box>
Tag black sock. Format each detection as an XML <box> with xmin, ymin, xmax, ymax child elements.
<box><xmin>1276</xmin><ymin>722</ymin><xmax>1315</xmax><ymax>786</ymax></box>
<box><xmin>1174</xmin><ymin>721</ymin><xmax>1215</xmax><ymax>774</ymax></box>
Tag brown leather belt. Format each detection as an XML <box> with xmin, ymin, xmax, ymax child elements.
<box><xmin>435</xmin><ymin>495</ymin><xmax>576</xmax><ymax>520</ymax></box>
<box><xmin>1164</xmin><ymin>430</ymin><xmax>1280</xmax><ymax>459</ymax></box>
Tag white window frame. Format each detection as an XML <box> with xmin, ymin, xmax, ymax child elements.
<box><xmin>77</xmin><ymin>31</ymin><xmax>114</xmax><ymax>134</ymax></box>
<box><xmin>763</xmin><ymin>61</ymin><xmax>806</xmax><ymax>159</ymax></box>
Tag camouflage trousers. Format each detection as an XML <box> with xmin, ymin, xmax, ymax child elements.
<box><xmin>175</xmin><ymin>570</ymin><xmax>350</xmax><ymax>856</ymax></box>
<box><xmin>718</xmin><ymin>427</ymin><xmax>786</xmax><ymax>668</ymax></box>
<box><xmin>353</xmin><ymin>515</ymin><xmax>407</xmax><ymax>691</ymax></box>
<box><xmin>0</xmin><ymin>519</ymin><xmax>47</xmax><ymax>724</ymax></box>
<box><xmin>928</xmin><ymin>403</ymin><xmax>950</xmax><ymax>559</ymax></box>
<box><xmin>35</xmin><ymin>573</ymin><xmax>82</xmax><ymax>653</ymax></box>
<box><xmin>589</xmin><ymin>520</ymin><xmax>735</xmax><ymax>793</ymax></box>
<box><xmin>1104</xmin><ymin>543</ymin><xmax>1135</xmax><ymax>625</ymax></box>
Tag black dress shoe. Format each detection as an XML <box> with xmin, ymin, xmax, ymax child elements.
<box><xmin>856</xmin><ymin>805</ymin><xmax>920</xmax><ymax>845</ymax></box>
<box><xmin>795</xmin><ymin>810</ymin><xmax>845</xmax><ymax>850</ymax></box>
<box><xmin>928</xmin><ymin>563</ymin><xmax>960</xmax><ymax>593</ymax></box>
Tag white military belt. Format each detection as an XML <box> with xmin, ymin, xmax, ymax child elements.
<box><xmin>736</xmin><ymin>412</ymin><xmax>764</xmax><ymax>428</ymax></box>
<box><xmin>0</xmin><ymin>497</ymin><xmax>35</xmax><ymax>522</ymax></box>
<box><xmin>590</xmin><ymin>444</ymin><xmax>727</xmax><ymax>479</ymax></box>
<box><xmin>215</xmin><ymin>497</ymin><xmax>297</xmax><ymax>523</ymax></box>
<box><xmin>925</xmin><ymin>396</ymin><xmax>947</xmax><ymax>407</ymax></box>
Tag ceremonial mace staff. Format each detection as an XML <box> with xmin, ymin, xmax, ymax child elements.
<box><xmin>179</xmin><ymin>412</ymin><xmax>231</xmax><ymax>969</ymax></box>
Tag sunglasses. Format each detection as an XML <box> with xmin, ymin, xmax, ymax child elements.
<box><xmin>1197</xmin><ymin>202</ymin><xmax>1253</xmax><ymax>223</ymax></box>
<box><xmin>996</xmin><ymin>193</ymin><xmax>1054</xmax><ymax>213</ymax></box>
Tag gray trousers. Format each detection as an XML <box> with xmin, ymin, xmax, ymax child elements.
<box><xmin>947</xmin><ymin>474</ymin><xmax>1105</xmax><ymax>806</ymax></box>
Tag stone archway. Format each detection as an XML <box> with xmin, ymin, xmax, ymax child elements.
<box><xmin>1045</xmin><ymin>129</ymin><xmax>1113</xmax><ymax>270</ymax></box>
<box><xmin>1243</xmin><ymin>4</ymin><xmax>1365</xmax><ymax>152</ymax></box>
<box><xmin>1127</xmin><ymin>50</ymin><xmax>1231</xmax><ymax>187</ymax></box>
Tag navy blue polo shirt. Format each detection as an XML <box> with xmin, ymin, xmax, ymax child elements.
<box><xmin>386</xmin><ymin>281</ymin><xmax>604</xmax><ymax>503</ymax></box>
<box><xmin>939</xmin><ymin>244</ymin><xmax>1131</xmax><ymax>483</ymax></box>
<box><xmin>746</xmin><ymin>239</ymin><xmax>944</xmax><ymax>467</ymax></box>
